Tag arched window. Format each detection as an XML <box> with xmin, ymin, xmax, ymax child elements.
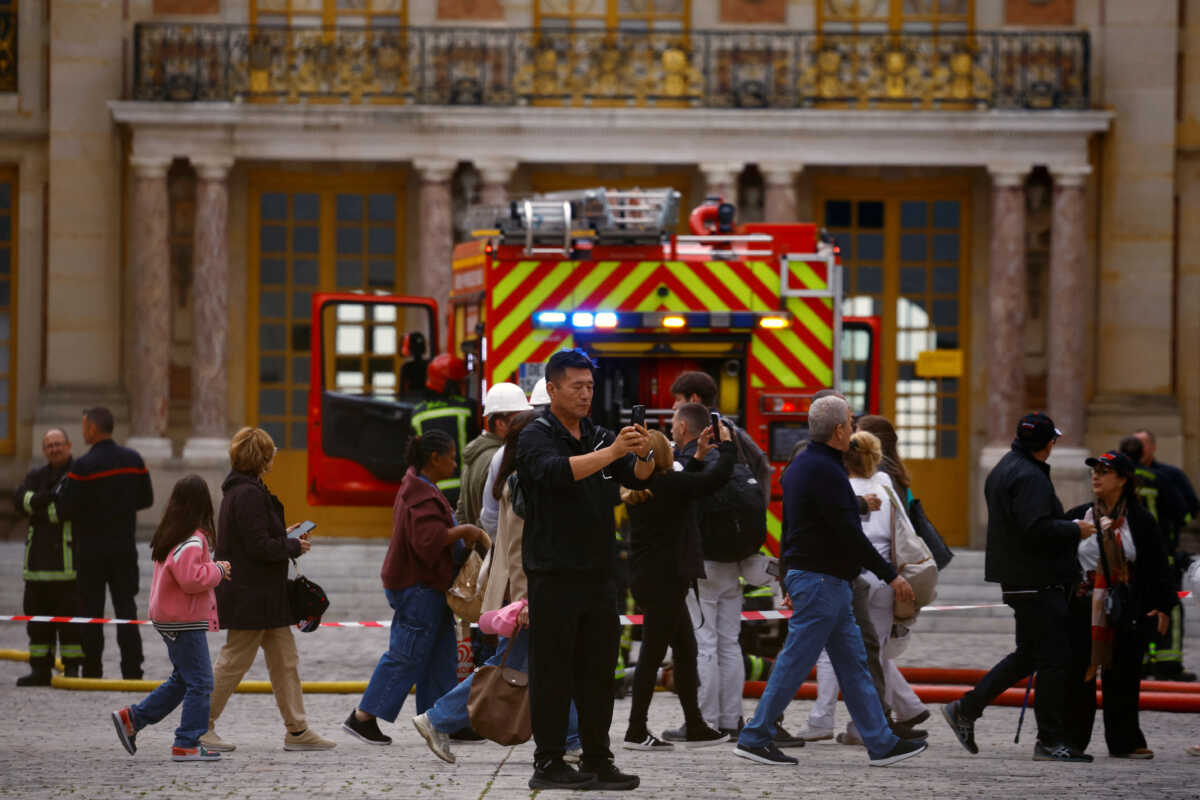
<box><xmin>534</xmin><ymin>0</ymin><xmax>689</xmax><ymax>32</ymax></box>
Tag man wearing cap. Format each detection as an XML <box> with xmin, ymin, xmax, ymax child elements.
<box><xmin>942</xmin><ymin>413</ymin><xmax>1097</xmax><ymax>762</ymax></box>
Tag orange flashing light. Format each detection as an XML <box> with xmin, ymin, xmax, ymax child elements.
<box><xmin>759</xmin><ymin>316</ymin><xmax>788</xmax><ymax>329</ymax></box>
<box><xmin>662</xmin><ymin>315</ymin><xmax>687</xmax><ymax>329</ymax></box>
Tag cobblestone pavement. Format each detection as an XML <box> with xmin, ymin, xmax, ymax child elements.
<box><xmin>4</xmin><ymin>539</ymin><xmax>1200</xmax><ymax>798</ymax></box>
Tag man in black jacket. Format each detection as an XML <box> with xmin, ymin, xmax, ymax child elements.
<box><xmin>517</xmin><ymin>349</ymin><xmax>653</xmax><ymax>792</ymax></box>
<box><xmin>58</xmin><ymin>407</ymin><xmax>154</xmax><ymax>679</ymax></box>
<box><xmin>733</xmin><ymin>395</ymin><xmax>924</xmax><ymax>769</ymax></box>
<box><xmin>943</xmin><ymin>412</ymin><xmax>1096</xmax><ymax>762</ymax></box>
<box><xmin>13</xmin><ymin>429</ymin><xmax>83</xmax><ymax>684</ymax></box>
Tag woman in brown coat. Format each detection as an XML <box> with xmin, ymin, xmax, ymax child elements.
<box><xmin>201</xmin><ymin>427</ymin><xmax>335</xmax><ymax>753</ymax></box>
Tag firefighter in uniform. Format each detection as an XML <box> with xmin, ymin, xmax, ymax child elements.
<box><xmin>411</xmin><ymin>354</ymin><xmax>478</xmax><ymax>508</ymax></box>
<box><xmin>1119</xmin><ymin>436</ymin><xmax>1193</xmax><ymax>680</ymax></box>
<box><xmin>58</xmin><ymin>407</ymin><xmax>154</xmax><ymax>679</ymax></box>
<box><xmin>13</xmin><ymin>428</ymin><xmax>83</xmax><ymax>685</ymax></box>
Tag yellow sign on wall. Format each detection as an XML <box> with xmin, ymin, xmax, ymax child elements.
<box><xmin>916</xmin><ymin>349</ymin><xmax>964</xmax><ymax>378</ymax></box>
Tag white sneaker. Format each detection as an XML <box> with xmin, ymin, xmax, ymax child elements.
<box><xmin>412</xmin><ymin>713</ymin><xmax>456</xmax><ymax>764</ymax></box>
<box><xmin>795</xmin><ymin>724</ymin><xmax>834</xmax><ymax>742</ymax></box>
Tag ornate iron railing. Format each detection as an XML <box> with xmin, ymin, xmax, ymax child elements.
<box><xmin>0</xmin><ymin>12</ymin><xmax>17</xmax><ymax>94</ymax></box>
<box><xmin>132</xmin><ymin>24</ymin><xmax>1090</xmax><ymax>111</ymax></box>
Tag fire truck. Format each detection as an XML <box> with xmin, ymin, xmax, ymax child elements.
<box><xmin>307</xmin><ymin>188</ymin><xmax>879</xmax><ymax>555</ymax></box>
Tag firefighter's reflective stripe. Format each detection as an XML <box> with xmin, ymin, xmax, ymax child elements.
<box><xmin>765</xmin><ymin>508</ymin><xmax>782</xmax><ymax>557</ymax></box>
<box><xmin>24</xmin><ymin>520</ymin><xmax>76</xmax><ymax>582</ymax></box>
<box><xmin>28</xmin><ymin>643</ymin><xmax>51</xmax><ymax>658</ymax></box>
<box><xmin>1153</xmin><ymin>605</ymin><xmax>1185</xmax><ymax>665</ymax></box>
<box><xmin>1135</xmin><ymin>467</ymin><xmax>1161</xmax><ymax>521</ymax></box>
<box><xmin>60</xmin><ymin>643</ymin><xmax>83</xmax><ymax>658</ymax></box>
<box><xmin>46</xmin><ymin>502</ymin><xmax>59</xmax><ymax>525</ymax></box>
<box><xmin>745</xmin><ymin>653</ymin><xmax>768</xmax><ymax>682</ymax></box>
<box><xmin>21</xmin><ymin>490</ymin><xmax>34</xmax><ymax>514</ymax></box>
<box><xmin>412</xmin><ymin>404</ymin><xmax>473</xmax><ymax>495</ymax></box>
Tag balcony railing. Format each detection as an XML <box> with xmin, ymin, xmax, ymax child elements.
<box><xmin>0</xmin><ymin>12</ymin><xmax>16</xmax><ymax>94</ymax></box>
<box><xmin>132</xmin><ymin>24</ymin><xmax>1090</xmax><ymax>111</ymax></box>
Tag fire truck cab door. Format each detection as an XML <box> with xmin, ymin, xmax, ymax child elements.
<box><xmin>307</xmin><ymin>293</ymin><xmax>439</xmax><ymax>506</ymax></box>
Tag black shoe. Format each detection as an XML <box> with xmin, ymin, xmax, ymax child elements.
<box><xmin>680</xmin><ymin>724</ymin><xmax>729</xmax><ymax>749</ymax></box>
<box><xmin>870</xmin><ymin>738</ymin><xmax>927</xmax><ymax>767</ymax></box>
<box><xmin>82</xmin><ymin>665</ymin><xmax>102</xmax><ymax>679</ymax></box>
<box><xmin>733</xmin><ymin>741</ymin><xmax>799</xmax><ymax>766</ymax></box>
<box><xmin>449</xmin><ymin>726</ymin><xmax>486</xmax><ymax>744</ymax></box>
<box><xmin>529</xmin><ymin>758</ymin><xmax>596</xmax><ymax>791</ymax></box>
<box><xmin>342</xmin><ymin>710</ymin><xmax>392</xmax><ymax>745</ymax></box>
<box><xmin>16</xmin><ymin>669</ymin><xmax>52</xmax><ymax>687</ymax></box>
<box><xmin>898</xmin><ymin>710</ymin><xmax>930</xmax><ymax>727</ymax></box>
<box><xmin>773</xmin><ymin>720</ymin><xmax>806</xmax><ymax>749</ymax></box>
<box><xmin>580</xmin><ymin>760</ymin><xmax>639</xmax><ymax>791</ymax></box>
<box><xmin>941</xmin><ymin>701</ymin><xmax>978</xmax><ymax>755</ymax></box>
<box><xmin>1179</xmin><ymin>671</ymin><xmax>1198</xmax><ymax>683</ymax></box>
<box><xmin>624</xmin><ymin>732</ymin><xmax>674</xmax><ymax>751</ymax></box>
<box><xmin>1033</xmin><ymin>742</ymin><xmax>1093</xmax><ymax>762</ymax></box>
<box><xmin>890</xmin><ymin>718</ymin><xmax>928</xmax><ymax>740</ymax></box>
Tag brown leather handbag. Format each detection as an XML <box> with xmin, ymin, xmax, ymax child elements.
<box><xmin>466</xmin><ymin>626</ymin><xmax>531</xmax><ymax>745</ymax></box>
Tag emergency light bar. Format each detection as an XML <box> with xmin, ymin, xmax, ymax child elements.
<box><xmin>532</xmin><ymin>310</ymin><xmax>793</xmax><ymax>330</ymax></box>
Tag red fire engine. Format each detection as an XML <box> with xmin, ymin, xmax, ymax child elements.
<box><xmin>307</xmin><ymin>188</ymin><xmax>879</xmax><ymax>554</ymax></box>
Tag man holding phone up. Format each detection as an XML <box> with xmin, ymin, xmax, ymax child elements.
<box><xmin>517</xmin><ymin>349</ymin><xmax>654</xmax><ymax>792</ymax></box>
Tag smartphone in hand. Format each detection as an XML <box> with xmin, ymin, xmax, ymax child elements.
<box><xmin>631</xmin><ymin>404</ymin><xmax>646</xmax><ymax>427</ymax></box>
<box><xmin>289</xmin><ymin>520</ymin><xmax>316</xmax><ymax>539</ymax></box>
<box><xmin>710</xmin><ymin>411</ymin><xmax>721</xmax><ymax>439</ymax></box>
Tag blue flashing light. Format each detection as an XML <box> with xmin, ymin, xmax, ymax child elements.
<box><xmin>571</xmin><ymin>311</ymin><xmax>595</xmax><ymax>328</ymax></box>
<box><xmin>536</xmin><ymin>311</ymin><xmax>567</xmax><ymax>326</ymax></box>
<box><xmin>594</xmin><ymin>312</ymin><xmax>618</xmax><ymax>329</ymax></box>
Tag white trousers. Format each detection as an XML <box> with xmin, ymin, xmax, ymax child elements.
<box><xmin>807</xmin><ymin>575</ymin><xmax>926</xmax><ymax>732</ymax></box>
<box><xmin>686</xmin><ymin>559</ymin><xmax>748</xmax><ymax>730</ymax></box>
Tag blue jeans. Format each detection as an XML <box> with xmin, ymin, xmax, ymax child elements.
<box><xmin>738</xmin><ymin>570</ymin><xmax>898</xmax><ymax>759</ymax></box>
<box><xmin>425</xmin><ymin>628</ymin><xmax>582</xmax><ymax>750</ymax></box>
<box><xmin>129</xmin><ymin>629</ymin><xmax>213</xmax><ymax>748</ymax></box>
<box><xmin>360</xmin><ymin>585</ymin><xmax>458</xmax><ymax>723</ymax></box>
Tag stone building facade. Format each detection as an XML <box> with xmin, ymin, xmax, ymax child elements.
<box><xmin>0</xmin><ymin>0</ymin><xmax>1194</xmax><ymax>544</ymax></box>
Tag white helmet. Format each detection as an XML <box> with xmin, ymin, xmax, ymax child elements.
<box><xmin>483</xmin><ymin>382</ymin><xmax>533</xmax><ymax>416</ymax></box>
<box><xmin>530</xmin><ymin>377</ymin><xmax>551</xmax><ymax>407</ymax></box>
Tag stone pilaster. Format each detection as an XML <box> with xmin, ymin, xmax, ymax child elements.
<box><xmin>760</xmin><ymin>163</ymin><xmax>802</xmax><ymax>222</ymax></box>
<box><xmin>476</xmin><ymin>158</ymin><xmax>517</xmax><ymax>207</ymax></box>
<box><xmin>126</xmin><ymin>156</ymin><xmax>173</xmax><ymax>461</ymax></box>
<box><xmin>698</xmin><ymin>161</ymin><xmax>742</xmax><ymax>203</ymax></box>
<box><xmin>985</xmin><ymin>166</ymin><xmax>1030</xmax><ymax>446</ymax></box>
<box><xmin>416</xmin><ymin>159</ymin><xmax>457</xmax><ymax>322</ymax></box>
<box><xmin>183</xmin><ymin>156</ymin><xmax>234</xmax><ymax>464</ymax></box>
<box><xmin>1046</xmin><ymin>166</ymin><xmax>1091</xmax><ymax>447</ymax></box>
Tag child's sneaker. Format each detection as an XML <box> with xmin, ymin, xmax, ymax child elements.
<box><xmin>172</xmin><ymin>744</ymin><xmax>221</xmax><ymax>762</ymax></box>
<box><xmin>111</xmin><ymin>707</ymin><xmax>137</xmax><ymax>756</ymax></box>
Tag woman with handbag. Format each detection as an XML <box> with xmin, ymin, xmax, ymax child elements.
<box><xmin>344</xmin><ymin>430</ymin><xmax>491</xmax><ymax>746</ymax></box>
<box><xmin>620</xmin><ymin>419</ymin><xmax>735</xmax><ymax>751</ymax></box>
<box><xmin>201</xmin><ymin>427</ymin><xmax>335</xmax><ymax>753</ymax></box>
<box><xmin>1064</xmin><ymin>450</ymin><xmax>1175</xmax><ymax>759</ymax></box>
<box><xmin>413</xmin><ymin>412</ymin><xmax>582</xmax><ymax>763</ymax></box>
<box><xmin>809</xmin><ymin>431</ymin><xmax>931</xmax><ymax>745</ymax></box>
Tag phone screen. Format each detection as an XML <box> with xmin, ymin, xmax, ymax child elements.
<box><xmin>290</xmin><ymin>520</ymin><xmax>316</xmax><ymax>539</ymax></box>
<box><xmin>710</xmin><ymin>412</ymin><xmax>721</xmax><ymax>438</ymax></box>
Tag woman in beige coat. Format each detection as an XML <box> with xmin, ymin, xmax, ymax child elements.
<box><xmin>413</xmin><ymin>411</ymin><xmax>581</xmax><ymax>764</ymax></box>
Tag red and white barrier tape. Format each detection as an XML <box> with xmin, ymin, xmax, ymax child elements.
<box><xmin>2</xmin><ymin>592</ymin><xmax>1189</xmax><ymax>629</ymax></box>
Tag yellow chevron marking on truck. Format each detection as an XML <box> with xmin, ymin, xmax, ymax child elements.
<box><xmin>492</xmin><ymin>260</ymin><xmax>541</xmax><ymax>307</ymax></box>
<box><xmin>493</xmin><ymin>261</ymin><xmax>577</xmax><ymax>346</ymax></box>
<box><xmin>664</xmin><ymin>261</ymin><xmax>732</xmax><ymax>311</ymax></box>
<box><xmin>751</xmin><ymin>337</ymin><xmax>803</xmax><ymax>387</ymax></box>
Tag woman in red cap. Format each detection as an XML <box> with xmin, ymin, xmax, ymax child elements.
<box><xmin>1064</xmin><ymin>450</ymin><xmax>1177</xmax><ymax>759</ymax></box>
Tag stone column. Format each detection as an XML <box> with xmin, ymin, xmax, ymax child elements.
<box><xmin>476</xmin><ymin>158</ymin><xmax>517</xmax><ymax>207</ymax></box>
<box><xmin>985</xmin><ymin>166</ymin><xmax>1030</xmax><ymax>446</ymax></box>
<box><xmin>1046</xmin><ymin>166</ymin><xmax>1091</xmax><ymax>447</ymax></box>
<box><xmin>698</xmin><ymin>161</ymin><xmax>742</xmax><ymax>203</ymax></box>
<box><xmin>183</xmin><ymin>156</ymin><xmax>234</xmax><ymax>463</ymax></box>
<box><xmin>416</xmin><ymin>159</ymin><xmax>457</xmax><ymax>319</ymax></box>
<box><xmin>761</xmin><ymin>163</ymin><xmax>802</xmax><ymax>222</ymax></box>
<box><xmin>126</xmin><ymin>156</ymin><xmax>173</xmax><ymax>461</ymax></box>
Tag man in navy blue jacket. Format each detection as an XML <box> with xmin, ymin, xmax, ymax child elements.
<box><xmin>734</xmin><ymin>395</ymin><xmax>926</xmax><ymax>768</ymax></box>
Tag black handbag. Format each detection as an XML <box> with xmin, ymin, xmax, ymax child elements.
<box><xmin>908</xmin><ymin>498</ymin><xmax>954</xmax><ymax>571</ymax></box>
<box><xmin>287</xmin><ymin>559</ymin><xmax>329</xmax><ymax>633</ymax></box>
<box><xmin>1097</xmin><ymin>531</ymin><xmax>1135</xmax><ymax>633</ymax></box>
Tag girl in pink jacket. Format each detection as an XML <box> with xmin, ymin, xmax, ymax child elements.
<box><xmin>111</xmin><ymin>475</ymin><xmax>231</xmax><ymax>762</ymax></box>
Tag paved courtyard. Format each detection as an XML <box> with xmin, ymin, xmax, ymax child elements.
<box><xmin>2</xmin><ymin>540</ymin><xmax>1200</xmax><ymax>798</ymax></box>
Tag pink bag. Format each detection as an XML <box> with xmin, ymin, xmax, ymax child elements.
<box><xmin>479</xmin><ymin>599</ymin><xmax>527</xmax><ymax>637</ymax></box>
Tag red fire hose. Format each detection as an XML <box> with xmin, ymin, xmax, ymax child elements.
<box><xmin>688</xmin><ymin>202</ymin><xmax>720</xmax><ymax>235</ymax></box>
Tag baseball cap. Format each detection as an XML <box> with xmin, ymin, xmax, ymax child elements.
<box><xmin>1016</xmin><ymin>412</ymin><xmax>1062</xmax><ymax>449</ymax></box>
<box><xmin>1084</xmin><ymin>450</ymin><xmax>1136</xmax><ymax>478</ymax></box>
